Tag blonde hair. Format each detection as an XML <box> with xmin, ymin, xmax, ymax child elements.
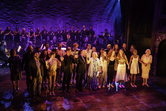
<box><xmin>117</xmin><ymin>49</ymin><xmax>125</xmax><ymax>59</ymax></box>
<box><xmin>107</xmin><ymin>49</ymin><xmax>116</xmax><ymax>58</ymax></box>
<box><xmin>145</xmin><ymin>49</ymin><xmax>151</xmax><ymax>54</ymax></box>
<box><xmin>92</xmin><ymin>52</ymin><xmax>98</xmax><ymax>58</ymax></box>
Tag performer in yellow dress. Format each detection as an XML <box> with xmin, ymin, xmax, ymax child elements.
<box><xmin>141</xmin><ymin>49</ymin><xmax>152</xmax><ymax>87</ymax></box>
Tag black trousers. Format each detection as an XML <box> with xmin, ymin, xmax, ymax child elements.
<box><xmin>25</xmin><ymin>71</ymin><xmax>32</xmax><ymax>89</ymax></box>
<box><xmin>76</xmin><ymin>73</ymin><xmax>84</xmax><ymax>90</ymax></box>
<box><xmin>62</xmin><ymin>73</ymin><xmax>71</xmax><ymax>91</ymax></box>
<box><xmin>56</xmin><ymin>68</ymin><xmax>60</xmax><ymax>83</ymax></box>
<box><xmin>72</xmin><ymin>64</ymin><xmax>77</xmax><ymax>82</ymax></box>
<box><xmin>107</xmin><ymin>65</ymin><xmax>114</xmax><ymax>84</ymax></box>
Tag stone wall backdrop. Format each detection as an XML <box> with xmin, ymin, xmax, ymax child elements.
<box><xmin>151</xmin><ymin>0</ymin><xmax>166</xmax><ymax>77</ymax></box>
<box><xmin>0</xmin><ymin>0</ymin><xmax>121</xmax><ymax>36</ymax></box>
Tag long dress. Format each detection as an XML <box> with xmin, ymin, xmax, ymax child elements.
<box><xmin>107</xmin><ymin>59</ymin><xmax>115</xmax><ymax>84</ymax></box>
<box><xmin>99</xmin><ymin>57</ymin><xmax>107</xmax><ymax>85</ymax></box>
<box><xmin>130</xmin><ymin>56</ymin><xmax>140</xmax><ymax>74</ymax></box>
<box><xmin>87</xmin><ymin>58</ymin><xmax>100</xmax><ymax>90</ymax></box>
<box><xmin>141</xmin><ymin>54</ymin><xmax>152</xmax><ymax>79</ymax></box>
<box><xmin>8</xmin><ymin>55</ymin><xmax>22</xmax><ymax>81</ymax></box>
<box><xmin>115</xmin><ymin>57</ymin><xmax>128</xmax><ymax>83</ymax></box>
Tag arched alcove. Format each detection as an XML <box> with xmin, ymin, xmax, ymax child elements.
<box><xmin>156</xmin><ymin>39</ymin><xmax>166</xmax><ymax>77</ymax></box>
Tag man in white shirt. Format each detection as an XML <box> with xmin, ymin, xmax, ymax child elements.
<box><xmin>86</xmin><ymin>44</ymin><xmax>92</xmax><ymax>59</ymax></box>
<box><xmin>84</xmin><ymin>44</ymin><xmax>92</xmax><ymax>87</ymax></box>
<box><xmin>57</xmin><ymin>43</ymin><xmax>66</xmax><ymax>57</ymax></box>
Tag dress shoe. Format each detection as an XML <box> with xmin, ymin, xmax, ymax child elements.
<box><xmin>122</xmin><ymin>85</ymin><xmax>125</xmax><ymax>88</ymax></box>
<box><xmin>110</xmin><ymin>84</ymin><xmax>114</xmax><ymax>88</ymax></box>
<box><xmin>56</xmin><ymin>83</ymin><xmax>60</xmax><ymax>87</ymax></box>
<box><xmin>52</xmin><ymin>92</ymin><xmax>55</xmax><ymax>96</ymax></box>
<box><xmin>98</xmin><ymin>85</ymin><xmax>101</xmax><ymax>89</ymax></box>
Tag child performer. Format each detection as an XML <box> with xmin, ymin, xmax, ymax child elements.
<box><xmin>129</xmin><ymin>49</ymin><xmax>144</xmax><ymax>87</ymax></box>
<box><xmin>141</xmin><ymin>49</ymin><xmax>152</xmax><ymax>87</ymax></box>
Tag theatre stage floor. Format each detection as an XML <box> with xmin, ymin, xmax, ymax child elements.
<box><xmin>0</xmin><ymin>68</ymin><xmax>166</xmax><ymax>111</ymax></box>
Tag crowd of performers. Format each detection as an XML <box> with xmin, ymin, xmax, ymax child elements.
<box><xmin>0</xmin><ymin>38</ymin><xmax>152</xmax><ymax>98</ymax></box>
<box><xmin>0</xmin><ymin>25</ymin><xmax>116</xmax><ymax>51</ymax></box>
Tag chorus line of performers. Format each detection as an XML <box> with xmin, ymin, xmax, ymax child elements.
<box><xmin>0</xmin><ymin>25</ymin><xmax>116</xmax><ymax>50</ymax></box>
<box><xmin>2</xmin><ymin>42</ymin><xmax>152</xmax><ymax>98</ymax></box>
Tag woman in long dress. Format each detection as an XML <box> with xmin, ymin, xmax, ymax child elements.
<box><xmin>8</xmin><ymin>49</ymin><xmax>22</xmax><ymax>92</ymax></box>
<box><xmin>115</xmin><ymin>49</ymin><xmax>129</xmax><ymax>89</ymax></box>
<box><xmin>107</xmin><ymin>49</ymin><xmax>117</xmax><ymax>88</ymax></box>
<box><xmin>87</xmin><ymin>52</ymin><xmax>101</xmax><ymax>90</ymax></box>
<box><xmin>98</xmin><ymin>51</ymin><xmax>107</xmax><ymax>88</ymax></box>
<box><xmin>141</xmin><ymin>49</ymin><xmax>152</xmax><ymax>87</ymax></box>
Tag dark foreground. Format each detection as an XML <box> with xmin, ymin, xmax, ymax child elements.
<box><xmin>0</xmin><ymin>68</ymin><xmax>166</xmax><ymax>111</ymax></box>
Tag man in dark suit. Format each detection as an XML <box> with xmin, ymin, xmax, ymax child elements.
<box><xmin>55</xmin><ymin>27</ymin><xmax>61</xmax><ymax>43</ymax></box>
<box><xmin>69</xmin><ymin>26</ymin><xmax>75</xmax><ymax>41</ymax></box>
<box><xmin>75</xmin><ymin>50</ymin><xmax>87</xmax><ymax>93</ymax></box>
<box><xmin>61</xmin><ymin>47</ymin><xmax>77</xmax><ymax>93</ymax></box>
<box><xmin>75</xmin><ymin>27</ymin><xmax>81</xmax><ymax>44</ymax></box>
<box><xmin>81</xmin><ymin>25</ymin><xmax>89</xmax><ymax>48</ymax></box>
<box><xmin>88</xmin><ymin>26</ymin><xmax>95</xmax><ymax>44</ymax></box>
<box><xmin>41</xmin><ymin>25</ymin><xmax>48</xmax><ymax>42</ymax></box>
<box><xmin>29</xmin><ymin>51</ymin><xmax>44</xmax><ymax>98</ymax></box>
<box><xmin>62</xmin><ymin>26</ymin><xmax>68</xmax><ymax>42</ymax></box>
<box><xmin>22</xmin><ymin>45</ymin><xmax>34</xmax><ymax>90</ymax></box>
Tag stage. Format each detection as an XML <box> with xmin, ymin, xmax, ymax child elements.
<box><xmin>0</xmin><ymin>68</ymin><xmax>166</xmax><ymax>111</ymax></box>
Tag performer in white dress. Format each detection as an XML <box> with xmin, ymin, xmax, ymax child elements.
<box><xmin>129</xmin><ymin>49</ymin><xmax>144</xmax><ymax>87</ymax></box>
<box><xmin>141</xmin><ymin>49</ymin><xmax>152</xmax><ymax>87</ymax></box>
<box><xmin>98</xmin><ymin>51</ymin><xmax>107</xmax><ymax>88</ymax></box>
<box><xmin>115</xmin><ymin>49</ymin><xmax>129</xmax><ymax>89</ymax></box>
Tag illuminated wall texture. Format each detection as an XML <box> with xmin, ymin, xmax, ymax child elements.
<box><xmin>0</xmin><ymin>0</ymin><xmax>121</xmax><ymax>36</ymax></box>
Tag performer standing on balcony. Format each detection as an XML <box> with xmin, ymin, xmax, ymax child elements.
<box><xmin>13</xmin><ymin>27</ymin><xmax>21</xmax><ymax>47</ymax></box>
<box><xmin>29</xmin><ymin>28</ymin><xmax>35</xmax><ymax>44</ymax></box>
<box><xmin>41</xmin><ymin>25</ymin><xmax>48</xmax><ymax>42</ymax></box>
<box><xmin>35</xmin><ymin>27</ymin><xmax>41</xmax><ymax>45</ymax></box>
<box><xmin>69</xmin><ymin>26</ymin><xmax>75</xmax><ymax>42</ymax></box>
<box><xmin>75</xmin><ymin>27</ymin><xmax>81</xmax><ymax>45</ymax></box>
<box><xmin>48</xmin><ymin>27</ymin><xmax>55</xmax><ymax>43</ymax></box>
<box><xmin>55</xmin><ymin>27</ymin><xmax>61</xmax><ymax>43</ymax></box>
<box><xmin>62</xmin><ymin>26</ymin><xmax>68</xmax><ymax>42</ymax></box>
<box><xmin>88</xmin><ymin>26</ymin><xmax>95</xmax><ymax>44</ymax></box>
<box><xmin>4</xmin><ymin>26</ymin><xmax>13</xmax><ymax>49</ymax></box>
